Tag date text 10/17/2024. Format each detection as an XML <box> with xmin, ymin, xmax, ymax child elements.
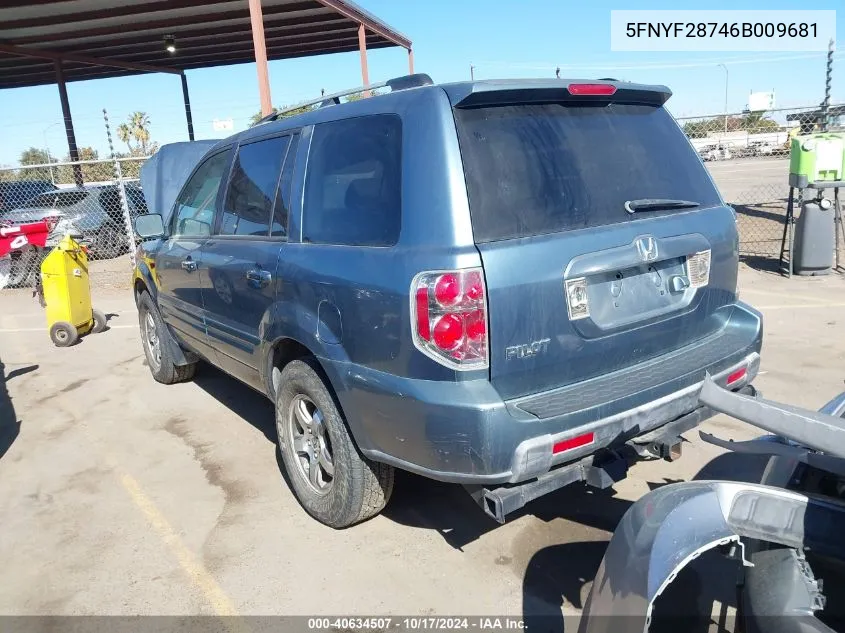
<box><xmin>307</xmin><ymin>617</ymin><xmax>527</xmax><ymax>631</ymax></box>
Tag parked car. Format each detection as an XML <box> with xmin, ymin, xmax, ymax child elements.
<box><xmin>699</xmin><ymin>143</ymin><xmax>732</xmax><ymax>161</ymax></box>
<box><xmin>1</xmin><ymin>183</ymin><xmax>147</xmax><ymax>253</ymax></box>
<box><xmin>132</xmin><ymin>75</ymin><xmax>763</xmax><ymax>528</ymax></box>
<box><xmin>0</xmin><ymin>183</ymin><xmax>148</xmax><ymax>287</ymax></box>
<box><xmin>0</xmin><ymin>180</ymin><xmax>57</xmax><ymax>214</ymax></box>
<box><xmin>749</xmin><ymin>141</ymin><xmax>775</xmax><ymax>156</ymax></box>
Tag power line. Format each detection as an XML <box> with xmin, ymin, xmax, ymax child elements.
<box><xmin>474</xmin><ymin>51</ymin><xmax>844</xmax><ymax>73</ymax></box>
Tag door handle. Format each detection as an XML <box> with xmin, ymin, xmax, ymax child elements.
<box><xmin>245</xmin><ymin>268</ymin><xmax>272</xmax><ymax>287</ymax></box>
<box><xmin>181</xmin><ymin>258</ymin><xmax>197</xmax><ymax>272</ymax></box>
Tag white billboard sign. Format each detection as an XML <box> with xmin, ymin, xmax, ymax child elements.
<box><xmin>748</xmin><ymin>91</ymin><xmax>775</xmax><ymax>111</ymax></box>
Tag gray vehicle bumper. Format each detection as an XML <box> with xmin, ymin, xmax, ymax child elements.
<box><xmin>579</xmin><ymin>385</ymin><xmax>845</xmax><ymax>633</ymax></box>
<box><xmin>326</xmin><ymin>303</ymin><xmax>763</xmax><ymax>485</ymax></box>
<box><xmin>578</xmin><ymin>480</ymin><xmax>845</xmax><ymax>633</ymax></box>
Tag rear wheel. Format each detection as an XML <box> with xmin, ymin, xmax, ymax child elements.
<box><xmin>50</xmin><ymin>321</ymin><xmax>78</xmax><ymax>347</ymax></box>
<box><xmin>92</xmin><ymin>227</ymin><xmax>123</xmax><ymax>259</ymax></box>
<box><xmin>92</xmin><ymin>308</ymin><xmax>108</xmax><ymax>333</ymax></box>
<box><xmin>0</xmin><ymin>256</ymin><xmax>11</xmax><ymax>289</ymax></box>
<box><xmin>275</xmin><ymin>358</ymin><xmax>394</xmax><ymax>528</ymax></box>
<box><xmin>137</xmin><ymin>292</ymin><xmax>196</xmax><ymax>384</ymax></box>
<box><xmin>7</xmin><ymin>245</ymin><xmax>41</xmax><ymax>288</ymax></box>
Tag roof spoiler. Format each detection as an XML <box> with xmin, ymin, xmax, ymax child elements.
<box><xmin>449</xmin><ymin>81</ymin><xmax>672</xmax><ymax>109</ymax></box>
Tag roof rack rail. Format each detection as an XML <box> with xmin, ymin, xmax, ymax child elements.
<box><xmin>253</xmin><ymin>73</ymin><xmax>434</xmax><ymax>126</ymax></box>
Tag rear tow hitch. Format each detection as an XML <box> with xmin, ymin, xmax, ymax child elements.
<box><xmin>646</xmin><ymin>438</ymin><xmax>683</xmax><ymax>461</ymax></box>
<box><xmin>465</xmin><ymin>450</ymin><xmax>631</xmax><ymax>524</ymax></box>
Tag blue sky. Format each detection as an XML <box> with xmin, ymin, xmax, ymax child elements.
<box><xmin>0</xmin><ymin>0</ymin><xmax>842</xmax><ymax>166</ymax></box>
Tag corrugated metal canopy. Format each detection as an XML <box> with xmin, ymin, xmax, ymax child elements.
<box><xmin>0</xmin><ymin>0</ymin><xmax>411</xmax><ymax>89</ymax></box>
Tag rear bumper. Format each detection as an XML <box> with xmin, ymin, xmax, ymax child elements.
<box><xmin>327</xmin><ymin>301</ymin><xmax>763</xmax><ymax>485</ymax></box>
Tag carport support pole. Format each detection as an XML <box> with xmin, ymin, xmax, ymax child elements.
<box><xmin>358</xmin><ymin>24</ymin><xmax>370</xmax><ymax>96</ymax></box>
<box><xmin>248</xmin><ymin>0</ymin><xmax>273</xmax><ymax>117</ymax></box>
<box><xmin>54</xmin><ymin>61</ymin><xmax>83</xmax><ymax>188</ymax></box>
<box><xmin>180</xmin><ymin>73</ymin><xmax>195</xmax><ymax>141</ymax></box>
<box><xmin>408</xmin><ymin>48</ymin><xmax>414</xmax><ymax>75</ymax></box>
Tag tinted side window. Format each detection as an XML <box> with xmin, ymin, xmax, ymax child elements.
<box><xmin>220</xmin><ymin>136</ymin><xmax>289</xmax><ymax>237</ymax></box>
<box><xmin>303</xmin><ymin>115</ymin><xmax>401</xmax><ymax>246</ymax></box>
<box><xmin>172</xmin><ymin>150</ymin><xmax>232</xmax><ymax>237</ymax></box>
<box><xmin>99</xmin><ymin>187</ymin><xmax>147</xmax><ymax>220</ymax></box>
<box><xmin>29</xmin><ymin>191</ymin><xmax>89</xmax><ymax>208</ymax></box>
<box><xmin>98</xmin><ymin>189</ymin><xmax>121</xmax><ymax>218</ymax></box>
<box><xmin>271</xmin><ymin>134</ymin><xmax>299</xmax><ymax>238</ymax></box>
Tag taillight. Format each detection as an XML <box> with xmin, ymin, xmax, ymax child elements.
<box><xmin>726</xmin><ymin>367</ymin><xmax>747</xmax><ymax>387</ymax></box>
<box><xmin>412</xmin><ymin>268</ymin><xmax>488</xmax><ymax>369</ymax></box>
<box><xmin>686</xmin><ymin>250</ymin><xmax>711</xmax><ymax>288</ymax></box>
<box><xmin>567</xmin><ymin>83</ymin><xmax>617</xmax><ymax>96</ymax></box>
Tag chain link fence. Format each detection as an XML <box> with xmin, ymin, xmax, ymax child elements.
<box><xmin>678</xmin><ymin>104</ymin><xmax>845</xmax><ymax>267</ymax></box>
<box><xmin>2</xmin><ymin>103</ymin><xmax>844</xmax><ymax>292</ymax></box>
<box><xmin>0</xmin><ymin>156</ymin><xmax>148</xmax><ymax>290</ymax></box>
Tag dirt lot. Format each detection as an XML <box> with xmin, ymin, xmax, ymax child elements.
<box><xmin>1</xmin><ymin>265</ymin><xmax>844</xmax><ymax>628</ymax></box>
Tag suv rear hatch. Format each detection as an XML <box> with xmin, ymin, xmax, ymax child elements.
<box><xmin>449</xmin><ymin>82</ymin><xmax>738</xmax><ymax>401</ymax></box>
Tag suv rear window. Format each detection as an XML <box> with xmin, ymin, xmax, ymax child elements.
<box><xmin>28</xmin><ymin>191</ymin><xmax>90</xmax><ymax>208</ymax></box>
<box><xmin>454</xmin><ymin>103</ymin><xmax>721</xmax><ymax>243</ymax></box>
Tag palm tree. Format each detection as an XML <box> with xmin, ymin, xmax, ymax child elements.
<box><xmin>116</xmin><ymin>123</ymin><xmax>134</xmax><ymax>153</ymax></box>
<box><xmin>130</xmin><ymin>112</ymin><xmax>151</xmax><ymax>155</ymax></box>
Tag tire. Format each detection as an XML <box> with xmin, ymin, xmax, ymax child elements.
<box><xmin>137</xmin><ymin>291</ymin><xmax>197</xmax><ymax>384</ymax></box>
<box><xmin>50</xmin><ymin>321</ymin><xmax>78</xmax><ymax>347</ymax></box>
<box><xmin>92</xmin><ymin>227</ymin><xmax>125</xmax><ymax>260</ymax></box>
<box><xmin>0</xmin><ymin>256</ymin><xmax>11</xmax><ymax>290</ymax></box>
<box><xmin>92</xmin><ymin>308</ymin><xmax>108</xmax><ymax>333</ymax></box>
<box><xmin>8</xmin><ymin>245</ymin><xmax>41</xmax><ymax>288</ymax></box>
<box><xmin>275</xmin><ymin>358</ymin><xmax>394</xmax><ymax>528</ymax></box>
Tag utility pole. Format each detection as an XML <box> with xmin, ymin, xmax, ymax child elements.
<box><xmin>42</xmin><ymin>122</ymin><xmax>60</xmax><ymax>184</ymax></box>
<box><xmin>821</xmin><ymin>38</ymin><xmax>834</xmax><ymax>132</ymax></box>
<box><xmin>470</xmin><ymin>64</ymin><xmax>475</xmax><ymax>81</ymax></box>
<box><xmin>718</xmin><ymin>63</ymin><xmax>729</xmax><ymax>135</ymax></box>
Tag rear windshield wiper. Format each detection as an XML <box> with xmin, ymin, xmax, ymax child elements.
<box><xmin>624</xmin><ymin>199</ymin><xmax>700</xmax><ymax>214</ymax></box>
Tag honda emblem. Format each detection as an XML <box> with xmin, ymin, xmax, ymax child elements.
<box><xmin>636</xmin><ymin>236</ymin><xmax>658</xmax><ymax>262</ymax></box>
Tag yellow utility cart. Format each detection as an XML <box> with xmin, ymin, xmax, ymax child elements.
<box><xmin>39</xmin><ymin>234</ymin><xmax>107</xmax><ymax>347</ymax></box>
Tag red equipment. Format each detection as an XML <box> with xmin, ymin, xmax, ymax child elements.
<box><xmin>0</xmin><ymin>220</ymin><xmax>52</xmax><ymax>257</ymax></box>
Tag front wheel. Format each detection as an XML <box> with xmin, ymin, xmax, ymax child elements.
<box><xmin>137</xmin><ymin>292</ymin><xmax>196</xmax><ymax>384</ymax></box>
<box><xmin>275</xmin><ymin>359</ymin><xmax>394</xmax><ymax>528</ymax></box>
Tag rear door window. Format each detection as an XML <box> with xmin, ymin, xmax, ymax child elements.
<box><xmin>302</xmin><ymin>114</ymin><xmax>401</xmax><ymax>246</ymax></box>
<box><xmin>220</xmin><ymin>135</ymin><xmax>290</xmax><ymax>237</ymax></box>
<box><xmin>454</xmin><ymin>103</ymin><xmax>722</xmax><ymax>242</ymax></box>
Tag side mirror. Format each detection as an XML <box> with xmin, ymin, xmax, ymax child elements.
<box><xmin>134</xmin><ymin>213</ymin><xmax>164</xmax><ymax>239</ymax></box>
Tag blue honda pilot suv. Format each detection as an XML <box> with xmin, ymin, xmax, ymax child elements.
<box><xmin>133</xmin><ymin>74</ymin><xmax>763</xmax><ymax>528</ymax></box>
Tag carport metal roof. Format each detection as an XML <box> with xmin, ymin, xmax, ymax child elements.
<box><xmin>0</xmin><ymin>0</ymin><xmax>412</xmax><ymax>186</ymax></box>
<box><xmin>0</xmin><ymin>0</ymin><xmax>411</xmax><ymax>89</ymax></box>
